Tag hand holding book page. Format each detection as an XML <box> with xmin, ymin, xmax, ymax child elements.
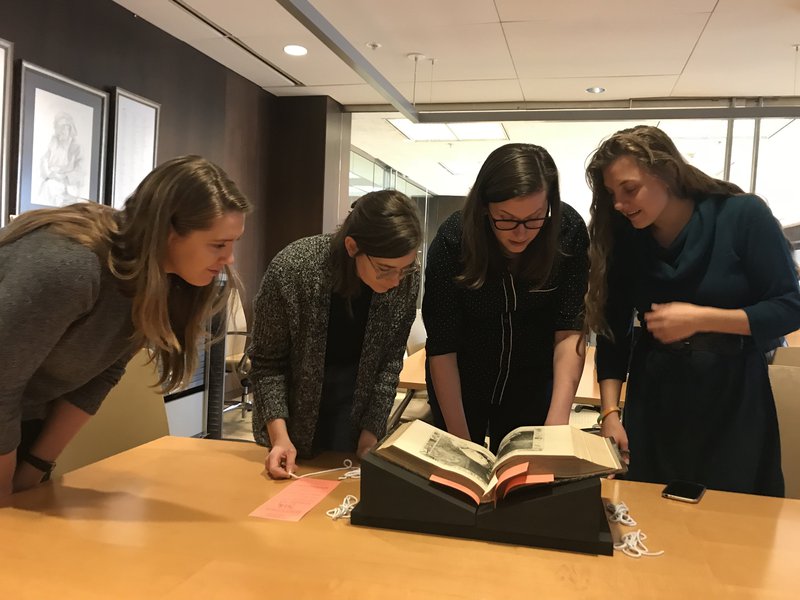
<box><xmin>374</xmin><ymin>420</ymin><xmax>625</xmax><ymax>504</ymax></box>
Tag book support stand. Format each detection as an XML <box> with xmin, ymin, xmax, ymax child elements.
<box><xmin>350</xmin><ymin>452</ymin><xmax>614</xmax><ymax>555</ymax></box>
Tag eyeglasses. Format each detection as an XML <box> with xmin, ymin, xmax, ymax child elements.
<box><xmin>489</xmin><ymin>204</ymin><xmax>551</xmax><ymax>231</ymax></box>
<box><xmin>366</xmin><ymin>255</ymin><xmax>420</xmax><ymax>280</ymax></box>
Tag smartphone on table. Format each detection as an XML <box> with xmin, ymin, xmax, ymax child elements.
<box><xmin>661</xmin><ymin>480</ymin><xmax>706</xmax><ymax>503</ymax></box>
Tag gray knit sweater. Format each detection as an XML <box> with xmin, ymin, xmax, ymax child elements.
<box><xmin>0</xmin><ymin>230</ymin><xmax>135</xmax><ymax>454</ymax></box>
<box><xmin>249</xmin><ymin>234</ymin><xmax>419</xmax><ymax>457</ymax></box>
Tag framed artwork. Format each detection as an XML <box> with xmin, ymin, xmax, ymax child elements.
<box><xmin>109</xmin><ymin>87</ymin><xmax>160</xmax><ymax>209</ymax></box>
<box><xmin>0</xmin><ymin>37</ymin><xmax>12</xmax><ymax>227</ymax></box>
<box><xmin>15</xmin><ymin>61</ymin><xmax>108</xmax><ymax>216</ymax></box>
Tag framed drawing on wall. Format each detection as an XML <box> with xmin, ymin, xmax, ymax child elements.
<box><xmin>0</xmin><ymin>37</ymin><xmax>12</xmax><ymax>227</ymax></box>
<box><xmin>16</xmin><ymin>61</ymin><xmax>108</xmax><ymax>216</ymax></box>
<box><xmin>109</xmin><ymin>88</ymin><xmax>160</xmax><ymax>209</ymax></box>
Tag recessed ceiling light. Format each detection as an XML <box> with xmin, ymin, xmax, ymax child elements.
<box><xmin>585</xmin><ymin>86</ymin><xmax>606</xmax><ymax>94</ymax></box>
<box><xmin>283</xmin><ymin>44</ymin><xmax>308</xmax><ymax>56</ymax></box>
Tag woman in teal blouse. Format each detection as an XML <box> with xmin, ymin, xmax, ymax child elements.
<box><xmin>584</xmin><ymin>125</ymin><xmax>800</xmax><ymax>497</ymax></box>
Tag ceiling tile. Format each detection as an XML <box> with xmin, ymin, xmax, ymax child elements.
<box><xmin>191</xmin><ymin>38</ymin><xmax>296</xmax><ymax>87</ymax></box>
<box><xmin>505</xmin><ymin>14</ymin><xmax>707</xmax><ymax>79</ymax></box>
<box><xmin>519</xmin><ymin>75</ymin><xmax>678</xmax><ymax>101</ymax></box>
<box><xmin>495</xmin><ymin>0</ymin><xmax>716</xmax><ymax>21</ymax></box>
<box><xmin>114</xmin><ymin>0</ymin><xmax>223</xmax><ymax>41</ymax></box>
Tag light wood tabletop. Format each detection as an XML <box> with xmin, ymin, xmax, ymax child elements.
<box><xmin>2</xmin><ymin>436</ymin><xmax>798</xmax><ymax>599</ymax></box>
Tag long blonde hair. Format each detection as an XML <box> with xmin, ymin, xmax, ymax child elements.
<box><xmin>0</xmin><ymin>155</ymin><xmax>252</xmax><ymax>391</ymax></box>
<box><xmin>584</xmin><ymin>125</ymin><xmax>743</xmax><ymax>337</ymax></box>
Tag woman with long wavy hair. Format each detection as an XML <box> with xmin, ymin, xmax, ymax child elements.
<box><xmin>585</xmin><ymin>125</ymin><xmax>800</xmax><ymax>496</ymax></box>
<box><xmin>423</xmin><ymin>143</ymin><xmax>589</xmax><ymax>453</ymax></box>
<box><xmin>0</xmin><ymin>155</ymin><xmax>251</xmax><ymax>500</ymax></box>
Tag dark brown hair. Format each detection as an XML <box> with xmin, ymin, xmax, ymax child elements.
<box><xmin>330</xmin><ymin>189</ymin><xmax>422</xmax><ymax>298</ymax></box>
<box><xmin>458</xmin><ymin>143</ymin><xmax>562</xmax><ymax>289</ymax></box>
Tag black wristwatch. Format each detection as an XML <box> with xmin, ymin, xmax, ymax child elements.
<box><xmin>22</xmin><ymin>452</ymin><xmax>56</xmax><ymax>482</ymax></box>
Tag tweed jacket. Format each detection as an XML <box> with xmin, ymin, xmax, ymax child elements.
<box><xmin>249</xmin><ymin>234</ymin><xmax>419</xmax><ymax>457</ymax></box>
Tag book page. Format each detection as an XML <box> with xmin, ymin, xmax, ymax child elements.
<box><xmin>388</xmin><ymin>420</ymin><xmax>496</xmax><ymax>491</ymax></box>
<box><xmin>492</xmin><ymin>425</ymin><xmax>622</xmax><ymax>477</ymax></box>
<box><xmin>569</xmin><ymin>427</ymin><xmax>620</xmax><ymax>470</ymax></box>
<box><xmin>494</xmin><ymin>426</ymin><xmax>575</xmax><ymax>467</ymax></box>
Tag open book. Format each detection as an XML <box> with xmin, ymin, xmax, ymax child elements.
<box><xmin>374</xmin><ymin>420</ymin><xmax>625</xmax><ymax>504</ymax></box>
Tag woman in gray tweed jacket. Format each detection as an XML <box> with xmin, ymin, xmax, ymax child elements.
<box><xmin>249</xmin><ymin>190</ymin><xmax>422</xmax><ymax>478</ymax></box>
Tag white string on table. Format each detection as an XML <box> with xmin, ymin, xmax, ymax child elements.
<box><xmin>326</xmin><ymin>495</ymin><xmax>359</xmax><ymax>520</ymax></box>
<box><xmin>288</xmin><ymin>458</ymin><xmax>361</xmax><ymax>480</ymax></box>
<box><xmin>613</xmin><ymin>530</ymin><xmax>664</xmax><ymax>558</ymax></box>
<box><xmin>606</xmin><ymin>501</ymin><xmax>637</xmax><ymax>526</ymax></box>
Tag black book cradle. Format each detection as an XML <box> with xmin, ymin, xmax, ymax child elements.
<box><xmin>350</xmin><ymin>451</ymin><xmax>613</xmax><ymax>556</ymax></box>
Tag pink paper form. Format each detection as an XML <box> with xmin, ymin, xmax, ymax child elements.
<box><xmin>250</xmin><ymin>478</ymin><xmax>340</xmax><ymax>522</ymax></box>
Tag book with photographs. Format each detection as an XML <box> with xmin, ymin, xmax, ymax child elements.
<box><xmin>374</xmin><ymin>420</ymin><xmax>626</xmax><ymax>505</ymax></box>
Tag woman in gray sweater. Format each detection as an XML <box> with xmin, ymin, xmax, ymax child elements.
<box><xmin>0</xmin><ymin>156</ymin><xmax>251</xmax><ymax>501</ymax></box>
<box><xmin>250</xmin><ymin>190</ymin><xmax>421</xmax><ymax>478</ymax></box>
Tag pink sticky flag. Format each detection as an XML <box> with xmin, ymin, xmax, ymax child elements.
<box><xmin>250</xmin><ymin>478</ymin><xmax>340</xmax><ymax>522</ymax></box>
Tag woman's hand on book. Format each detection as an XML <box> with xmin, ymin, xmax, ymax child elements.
<box><xmin>266</xmin><ymin>440</ymin><xmax>297</xmax><ymax>479</ymax></box>
<box><xmin>600</xmin><ymin>412</ymin><xmax>629</xmax><ymax>465</ymax></box>
<box><xmin>356</xmin><ymin>430</ymin><xmax>378</xmax><ymax>458</ymax></box>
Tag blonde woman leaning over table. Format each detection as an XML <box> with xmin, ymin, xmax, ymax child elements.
<box><xmin>0</xmin><ymin>156</ymin><xmax>251</xmax><ymax>502</ymax></box>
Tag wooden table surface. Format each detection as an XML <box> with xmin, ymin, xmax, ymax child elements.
<box><xmin>2</xmin><ymin>436</ymin><xmax>798</xmax><ymax>599</ymax></box>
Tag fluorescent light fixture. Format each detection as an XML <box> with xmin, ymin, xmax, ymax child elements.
<box><xmin>585</xmin><ymin>86</ymin><xmax>606</xmax><ymax>94</ymax></box>
<box><xmin>388</xmin><ymin>118</ymin><xmax>456</xmax><ymax>141</ymax></box>
<box><xmin>447</xmin><ymin>122</ymin><xmax>508</xmax><ymax>141</ymax></box>
<box><xmin>439</xmin><ymin>160</ymin><xmax>484</xmax><ymax>177</ymax></box>
<box><xmin>283</xmin><ymin>44</ymin><xmax>308</xmax><ymax>56</ymax></box>
<box><xmin>389</xmin><ymin>119</ymin><xmax>507</xmax><ymax>142</ymax></box>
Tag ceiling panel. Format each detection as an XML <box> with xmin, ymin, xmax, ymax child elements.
<box><xmin>425</xmin><ymin>79</ymin><xmax>525</xmax><ymax>104</ymax></box>
<box><xmin>674</xmin><ymin>0</ymin><xmax>800</xmax><ymax>97</ymax></box>
<box><xmin>312</xmin><ymin>0</ymin><xmax>501</xmax><ymax>29</ymax></box>
<box><xmin>184</xmin><ymin>0</ymin><xmax>363</xmax><ymax>86</ymax></box>
<box><xmin>191</xmin><ymin>38</ymin><xmax>296</xmax><ymax>87</ymax></box>
<box><xmin>520</xmin><ymin>75</ymin><xmax>678</xmax><ymax>102</ymax></box>
<box><xmin>310</xmin><ymin>1</ymin><xmax>515</xmax><ymax>82</ymax></box>
<box><xmin>114</xmin><ymin>0</ymin><xmax>223</xmax><ymax>41</ymax></box>
<box><xmin>505</xmin><ymin>14</ymin><xmax>707</xmax><ymax>79</ymax></box>
<box><xmin>495</xmin><ymin>0</ymin><xmax>716</xmax><ymax>21</ymax></box>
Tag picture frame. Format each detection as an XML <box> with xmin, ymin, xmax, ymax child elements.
<box><xmin>0</xmin><ymin>37</ymin><xmax>12</xmax><ymax>227</ymax></box>
<box><xmin>108</xmin><ymin>87</ymin><xmax>160</xmax><ymax>209</ymax></box>
<box><xmin>16</xmin><ymin>61</ymin><xmax>108</xmax><ymax>216</ymax></box>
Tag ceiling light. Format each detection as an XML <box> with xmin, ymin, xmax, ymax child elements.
<box><xmin>283</xmin><ymin>44</ymin><xmax>308</xmax><ymax>56</ymax></box>
<box><xmin>388</xmin><ymin>118</ymin><xmax>456</xmax><ymax>142</ymax></box>
<box><xmin>439</xmin><ymin>160</ymin><xmax>484</xmax><ymax>177</ymax></box>
<box><xmin>447</xmin><ymin>122</ymin><xmax>508</xmax><ymax>141</ymax></box>
<box><xmin>585</xmin><ymin>86</ymin><xmax>606</xmax><ymax>94</ymax></box>
<box><xmin>388</xmin><ymin>119</ymin><xmax>508</xmax><ymax>142</ymax></box>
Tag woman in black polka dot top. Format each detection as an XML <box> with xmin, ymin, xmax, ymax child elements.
<box><xmin>422</xmin><ymin>143</ymin><xmax>589</xmax><ymax>452</ymax></box>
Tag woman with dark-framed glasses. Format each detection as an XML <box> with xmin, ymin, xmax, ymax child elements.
<box><xmin>423</xmin><ymin>143</ymin><xmax>589</xmax><ymax>452</ymax></box>
<box><xmin>249</xmin><ymin>189</ymin><xmax>422</xmax><ymax>478</ymax></box>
